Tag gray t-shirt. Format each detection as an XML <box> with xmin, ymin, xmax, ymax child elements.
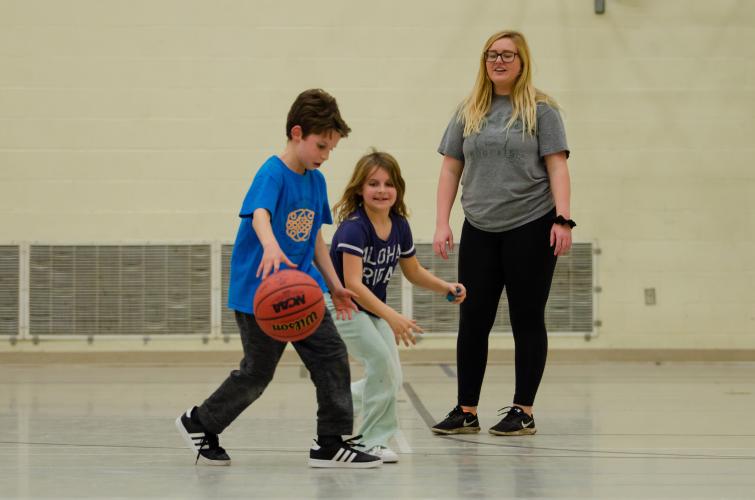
<box><xmin>438</xmin><ymin>95</ymin><xmax>569</xmax><ymax>232</ymax></box>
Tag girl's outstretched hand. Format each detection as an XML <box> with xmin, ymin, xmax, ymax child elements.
<box><xmin>331</xmin><ymin>286</ymin><xmax>359</xmax><ymax>320</ymax></box>
<box><xmin>386</xmin><ymin>311</ymin><xmax>424</xmax><ymax>347</ymax></box>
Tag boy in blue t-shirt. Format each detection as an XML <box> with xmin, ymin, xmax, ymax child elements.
<box><xmin>175</xmin><ymin>89</ymin><xmax>382</xmax><ymax>469</ymax></box>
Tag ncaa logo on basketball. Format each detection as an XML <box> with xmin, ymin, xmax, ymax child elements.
<box><xmin>272</xmin><ymin>294</ymin><xmax>306</xmax><ymax>314</ymax></box>
<box><xmin>286</xmin><ymin>209</ymin><xmax>315</xmax><ymax>242</ymax></box>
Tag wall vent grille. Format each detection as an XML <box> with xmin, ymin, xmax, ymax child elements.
<box><xmin>221</xmin><ymin>244</ymin><xmax>235</xmax><ymax>335</ymax></box>
<box><xmin>0</xmin><ymin>246</ymin><xmax>19</xmax><ymax>336</ymax></box>
<box><xmin>29</xmin><ymin>245</ymin><xmax>211</xmax><ymax>336</ymax></box>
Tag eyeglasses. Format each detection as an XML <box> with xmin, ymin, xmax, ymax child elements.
<box><xmin>485</xmin><ymin>50</ymin><xmax>518</xmax><ymax>63</ymax></box>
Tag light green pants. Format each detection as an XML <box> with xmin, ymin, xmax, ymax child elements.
<box><xmin>325</xmin><ymin>296</ymin><xmax>402</xmax><ymax>449</ymax></box>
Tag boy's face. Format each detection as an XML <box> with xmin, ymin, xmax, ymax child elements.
<box><xmin>291</xmin><ymin>126</ymin><xmax>341</xmax><ymax>171</ymax></box>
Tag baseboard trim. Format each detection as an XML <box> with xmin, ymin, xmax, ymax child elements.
<box><xmin>1</xmin><ymin>349</ymin><xmax>754</xmax><ymax>365</ymax></box>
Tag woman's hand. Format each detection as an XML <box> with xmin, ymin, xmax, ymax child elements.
<box><xmin>550</xmin><ymin>224</ymin><xmax>572</xmax><ymax>256</ymax></box>
<box><xmin>433</xmin><ymin>224</ymin><xmax>455</xmax><ymax>260</ymax></box>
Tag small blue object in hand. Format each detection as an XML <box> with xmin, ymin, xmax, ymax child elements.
<box><xmin>446</xmin><ymin>286</ymin><xmax>462</xmax><ymax>302</ymax></box>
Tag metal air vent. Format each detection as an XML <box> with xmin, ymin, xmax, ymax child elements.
<box><xmin>0</xmin><ymin>246</ymin><xmax>19</xmax><ymax>336</ymax></box>
<box><xmin>29</xmin><ymin>245</ymin><xmax>211</xmax><ymax>336</ymax></box>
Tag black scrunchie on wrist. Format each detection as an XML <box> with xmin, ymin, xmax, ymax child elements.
<box><xmin>553</xmin><ymin>215</ymin><xmax>576</xmax><ymax>228</ymax></box>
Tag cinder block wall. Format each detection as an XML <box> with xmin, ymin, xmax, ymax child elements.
<box><xmin>1</xmin><ymin>0</ymin><xmax>753</xmax><ymax>349</ymax></box>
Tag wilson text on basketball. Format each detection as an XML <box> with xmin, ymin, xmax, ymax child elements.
<box><xmin>271</xmin><ymin>311</ymin><xmax>319</xmax><ymax>332</ymax></box>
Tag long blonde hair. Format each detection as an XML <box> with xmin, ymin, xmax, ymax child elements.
<box><xmin>459</xmin><ymin>30</ymin><xmax>558</xmax><ymax>137</ymax></box>
<box><xmin>332</xmin><ymin>149</ymin><xmax>408</xmax><ymax>224</ymax></box>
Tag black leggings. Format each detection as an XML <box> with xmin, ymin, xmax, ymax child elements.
<box><xmin>456</xmin><ymin>211</ymin><xmax>557</xmax><ymax>407</ymax></box>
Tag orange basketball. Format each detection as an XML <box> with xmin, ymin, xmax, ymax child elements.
<box><xmin>253</xmin><ymin>269</ymin><xmax>325</xmax><ymax>342</ymax></box>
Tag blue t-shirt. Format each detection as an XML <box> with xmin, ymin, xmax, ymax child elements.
<box><xmin>330</xmin><ymin>206</ymin><xmax>416</xmax><ymax>314</ymax></box>
<box><xmin>228</xmin><ymin>156</ymin><xmax>332</xmax><ymax>314</ymax></box>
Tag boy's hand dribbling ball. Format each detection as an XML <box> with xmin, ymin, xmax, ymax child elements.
<box><xmin>253</xmin><ymin>269</ymin><xmax>325</xmax><ymax>342</ymax></box>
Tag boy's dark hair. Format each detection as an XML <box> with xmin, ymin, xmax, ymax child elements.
<box><xmin>286</xmin><ymin>89</ymin><xmax>351</xmax><ymax>139</ymax></box>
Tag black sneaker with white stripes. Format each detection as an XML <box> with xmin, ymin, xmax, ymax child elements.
<box><xmin>308</xmin><ymin>435</ymin><xmax>382</xmax><ymax>468</ymax></box>
<box><xmin>175</xmin><ymin>407</ymin><xmax>231</xmax><ymax>465</ymax></box>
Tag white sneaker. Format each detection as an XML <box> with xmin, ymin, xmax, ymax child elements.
<box><xmin>367</xmin><ymin>445</ymin><xmax>399</xmax><ymax>463</ymax></box>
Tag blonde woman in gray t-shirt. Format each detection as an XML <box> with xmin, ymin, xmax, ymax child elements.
<box><xmin>431</xmin><ymin>30</ymin><xmax>574</xmax><ymax>436</ymax></box>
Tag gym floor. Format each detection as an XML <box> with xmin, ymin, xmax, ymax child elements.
<box><xmin>2</xmin><ymin>361</ymin><xmax>754</xmax><ymax>499</ymax></box>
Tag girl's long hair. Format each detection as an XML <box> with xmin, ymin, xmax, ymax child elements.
<box><xmin>332</xmin><ymin>149</ymin><xmax>408</xmax><ymax>224</ymax></box>
<box><xmin>459</xmin><ymin>30</ymin><xmax>558</xmax><ymax>137</ymax></box>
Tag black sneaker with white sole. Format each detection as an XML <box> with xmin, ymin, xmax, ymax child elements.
<box><xmin>308</xmin><ymin>435</ymin><xmax>382</xmax><ymax>468</ymax></box>
<box><xmin>488</xmin><ymin>406</ymin><xmax>536</xmax><ymax>436</ymax></box>
<box><xmin>175</xmin><ymin>407</ymin><xmax>231</xmax><ymax>465</ymax></box>
<box><xmin>431</xmin><ymin>405</ymin><xmax>480</xmax><ymax>435</ymax></box>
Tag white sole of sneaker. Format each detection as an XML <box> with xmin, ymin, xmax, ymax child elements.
<box><xmin>174</xmin><ymin>415</ymin><xmax>231</xmax><ymax>466</ymax></box>
<box><xmin>366</xmin><ymin>447</ymin><xmax>399</xmax><ymax>463</ymax></box>
<box><xmin>488</xmin><ymin>428</ymin><xmax>537</xmax><ymax>436</ymax></box>
<box><xmin>308</xmin><ymin>458</ymin><xmax>382</xmax><ymax>469</ymax></box>
<box><xmin>197</xmin><ymin>455</ymin><xmax>232</xmax><ymax>466</ymax></box>
<box><xmin>431</xmin><ymin>427</ymin><xmax>480</xmax><ymax>435</ymax></box>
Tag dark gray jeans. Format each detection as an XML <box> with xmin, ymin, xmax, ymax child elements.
<box><xmin>196</xmin><ymin>307</ymin><xmax>353</xmax><ymax>436</ymax></box>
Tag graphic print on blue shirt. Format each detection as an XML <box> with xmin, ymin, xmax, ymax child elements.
<box><xmin>330</xmin><ymin>206</ymin><xmax>416</xmax><ymax>310</ymax></box>
<box><xmin>228</xmin><ymin>156</ymin><xmax>332</xmax><ymax>314</ymax></box>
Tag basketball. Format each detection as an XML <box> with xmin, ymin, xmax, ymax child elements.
<box><xmin>253</xmin><ymin>269</ymin><xmax>325</xmax><ymax>342</ymax></box>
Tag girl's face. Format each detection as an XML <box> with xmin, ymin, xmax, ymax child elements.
<box><xmin>485</xmin><ymin>37</ymin><xmax>522</xmax><ymax>94</ymax></box>
<box><xmin>359</xmin><ymin>166</ymin><xmax>397</xmax><ymax>214</ymax></box>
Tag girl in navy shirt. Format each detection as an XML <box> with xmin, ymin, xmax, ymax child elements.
<box><xmin>329</xmin><ymin>150</ymin><xmax>466</xmax><ymax>463</ymax></box>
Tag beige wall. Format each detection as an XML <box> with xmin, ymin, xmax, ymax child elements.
<box><xmin>2</xmin><ymin>0</ymin><xmax>754</xmax><ymax>349</ymax></box>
